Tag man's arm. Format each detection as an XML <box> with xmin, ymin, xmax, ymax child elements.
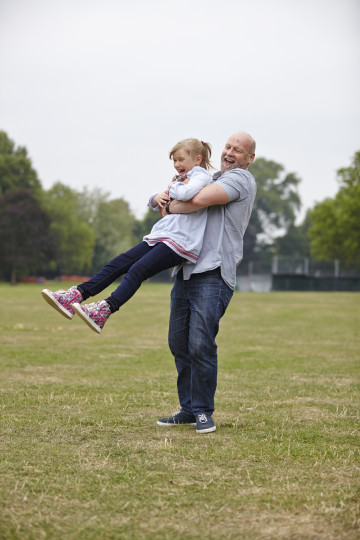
<box><xmin>168</xmin><ymin>183</ymin><xmax>229</xmax><ymax>214</ymax></box>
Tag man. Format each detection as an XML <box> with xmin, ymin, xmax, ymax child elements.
<box><xmin>157</xmin><ymin>132</ymin><xmax>257</xmax><ymax>434</ymax></box>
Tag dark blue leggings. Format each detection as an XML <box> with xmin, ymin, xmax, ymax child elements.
<box><xmin>77</xmin><ymin>241</ymin><xmax>184</xmax><ymax>312</ymax></box>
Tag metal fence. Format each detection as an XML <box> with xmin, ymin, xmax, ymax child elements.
<box><xmin>236</xmin><ymin>256</ymin><xmax>360</xmax><ymax>292</ymax></box>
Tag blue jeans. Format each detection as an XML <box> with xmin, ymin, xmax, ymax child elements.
<box><xmin>168</xmin><ymin>268</ymin><xmax>234</xmax><ymax>416</ymax></box>
<box><xmin>78</xmin><ymin>241</ymin><xmax>184</xmax><ymax>312</ymax></box>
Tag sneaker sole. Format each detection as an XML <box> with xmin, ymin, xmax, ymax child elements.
<box><xmin>41</xmin><ymin>289</ymin><xmax>74</xmax><ymax>320</ymax></box>
<box><xmin>196</xmin><ymin>425</ymin><xmax>216</xmax><ymax>434</ymax></box>
<box><xmin>72</xmin><ymin>303</ymin><xmax>102</xmax><ymax>334</ymax></box>
<box><xmin>157</xmin><ymin>420</ymin><xmax>196</xmax><ymax>426</ymax></box>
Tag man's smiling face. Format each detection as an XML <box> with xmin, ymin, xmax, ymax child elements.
<box><xmin>220</xmin><ymin>133</ymin><xmax>255</xmax><ymax>173</ymax></box>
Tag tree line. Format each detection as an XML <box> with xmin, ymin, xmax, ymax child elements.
<box><xmin>0</xmin><ymin>130</ymin><xmax>359</xmax><ymax>284</ymax></box>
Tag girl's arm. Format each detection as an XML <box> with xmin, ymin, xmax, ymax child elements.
<box><xmin>164</xmin><ymin>183</ymin><xmax>229</xmax><ymax>215</ymax></box>
<box><xmin>168</xmin><ymin>169</ymin><xmax>212</xmax><ymax>201</ymax></box>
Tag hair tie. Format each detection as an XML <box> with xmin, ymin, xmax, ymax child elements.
<box><xmin>201</xmin><ymin>140</ymin><xmax>204</xmax><ymax>145</ymax></box>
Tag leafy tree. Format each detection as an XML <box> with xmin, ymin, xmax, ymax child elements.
<box><xmin>0</xmin><ymin>131</ymin><xmax>42</xmax><ymax>196</ymax></box>
<box><xmin>273</xmin><ymin>211</ymin><xmax>312</xmax><ymax>257</ymax></box>
<box><xmin>0</xmin><ymin>190</ymin><xmax>55</xmax><ymax>284</ymax></box>
<box><xmin>43</xmin><ymin>182</ymin><xmax>94</xmax><ymax>274</ymax></box>
<box><xmin>91</xmin><ymin>198</ymin><xmax>137</xmax><ymax>272</ymax></box>
<box><xmin>76</xmin><ymin>186</ymin><xmax>110</xmax><ymax>225</ymax></box>
<box><xmin>247</xmin><ymin>158</ymin><xmax>301</xmax><ymax>257</ymax></box>
<box><xmin>309</xmin><ymin>151</ymin><xmax>360</xmax><ymax>265</ymax></box>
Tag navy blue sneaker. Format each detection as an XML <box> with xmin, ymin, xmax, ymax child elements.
<box><xmin>157</xmin><ymin>410</ymin><xmax>196</xmax><ymax>426</ymax></box>
<box><xmin>196</xmin><ymin>413</ymin><xmax>216</xmax><ymax>433</ymax></box>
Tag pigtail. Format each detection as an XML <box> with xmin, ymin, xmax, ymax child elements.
<box><xmin>200</xmin><ymin>141</ymin><xmax>214</xmax><ymax>170</ymax></box>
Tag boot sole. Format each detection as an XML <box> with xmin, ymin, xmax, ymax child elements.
<box><xmin>196</xmin><ymin>425</ymin><xmax>216</xmax><ymax>434</ymax></box>
<box><xmin>157</xmin><ymin>420</ymin><xmax>196</xmax><ymax>426</ymax></box>
<box><xmin>72</xmin><ymin>303</ymin><xmax>102</xmax><ymax>334</ymax></box>
<box><xmin>41</xmin><ymin>289</ymin><xmax>74</xmax><ymax>320</ymax></box>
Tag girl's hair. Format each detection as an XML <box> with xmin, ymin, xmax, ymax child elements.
<box><xmin>169</xmin><ymin>138</ymin><xmax>214</xmax><ymax>170</ymax></box>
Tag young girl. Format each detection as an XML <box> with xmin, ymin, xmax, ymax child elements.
<box><xmin>42</xmin><ymin>138</ymin><xmax>213</xmax><ymax>334</ymax></box>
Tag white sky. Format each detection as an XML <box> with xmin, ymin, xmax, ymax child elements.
<box><xmin>1</xmin><ymin>0</ymin><xmax>359</xmax><ymax>221</ymax></box>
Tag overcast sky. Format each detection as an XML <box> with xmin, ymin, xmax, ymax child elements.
<box><xmin>1</xmin><ymin>0</ymin><xmax>359</xmax><ymax>221</ymax></box>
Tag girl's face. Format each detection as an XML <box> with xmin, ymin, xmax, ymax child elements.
<box><xmin>172</xmin><ymin>148</ymin><xmax>202</xmax><ymax>175</ymax></box>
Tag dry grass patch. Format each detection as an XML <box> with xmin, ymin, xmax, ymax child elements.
<box><xmin>0</xmin><ymin>283</ymin><xmax>359</xmax><ymax>539</ymax></box>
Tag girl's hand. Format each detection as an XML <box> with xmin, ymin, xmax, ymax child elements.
<box><xmin>153</xmin><ymin>190</ymin><xmax>170</xmax><ymax>208</ymax></box>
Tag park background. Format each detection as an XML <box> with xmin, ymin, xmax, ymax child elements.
<box><xmin>0</xmin><ymin>0</ymin><xmax>359</xmax><ymax>538</ymax></box>
<box><xmin>0</xmin><ymin>0</ymin><xmax>359</xmax><ymax>286</ymax></box>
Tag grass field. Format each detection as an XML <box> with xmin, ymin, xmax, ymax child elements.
<box><xmin>0</xmin><ymin>282</ymin><xmax>359</xmax><ymax>539</ymax></box>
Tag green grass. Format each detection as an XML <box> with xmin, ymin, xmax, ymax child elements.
<box><xmin>0</xmin><ymin>282</ymin><xmax>359</xmax><ymax>539</ymax></box>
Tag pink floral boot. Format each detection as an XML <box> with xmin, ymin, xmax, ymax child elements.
<box><xmin>72</xmin><ymin>300</ymin><xmax>111</xmax><ymax>334</ymax></box>
<box><xmin>41</xmin><ymin>286</ymin><xmax>83</xmax><ymax>319</ymax></box>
